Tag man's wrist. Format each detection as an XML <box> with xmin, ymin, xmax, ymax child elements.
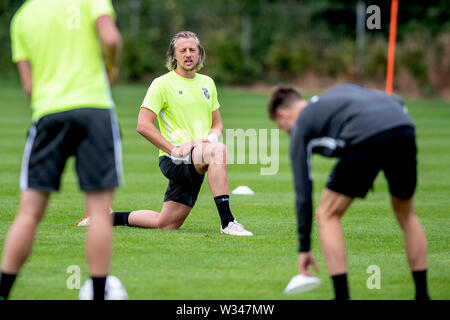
<box><xmin>299</xmin><ymin>238</ymin><xmax>311</xmax><ymax>252</ymax></box>
<box><xmin>207</xmin><ymin>133</ymin><xmax>219</xmax><ymax>143</ymax></box>
<box><xmin>171</xmin><ymin>146</ymin><xmax>181</xmax><ymax>157</ymax></box>
<box><xmin>208</xmin><ymin>128</ymin><xmax>222</xmax><ymax>143</ymax></box>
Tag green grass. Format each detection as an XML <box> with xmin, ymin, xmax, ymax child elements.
<box><xmin>0</xmin><ymin>81</ymin><xmax>449</xmax><ymax>300</ymax></box>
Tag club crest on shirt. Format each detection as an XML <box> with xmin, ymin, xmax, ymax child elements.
<box><xmin>202</xmin><ymin>88</ymin><xmax>210</xmax><ymax>99</ymax></box>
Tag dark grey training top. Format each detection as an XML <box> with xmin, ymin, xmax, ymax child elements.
<box><xmin>290</xmin><ymin>83</ymin><xmax>414</xmax><ymax>252</ymax></box>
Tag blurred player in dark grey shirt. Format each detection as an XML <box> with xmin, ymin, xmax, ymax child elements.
<box><xmin>268</xmin><ymin>83</ymin><xmax>429</xmax><ymax>300</ymax></box>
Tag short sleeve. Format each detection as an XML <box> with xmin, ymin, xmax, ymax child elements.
<box><xmin>141</xmin><ymin>79</ymin><xmax>165</xmax><ymax>115</ymax></box>
<box><xmin>91</xmin><ymin>0</ymin><xmax>116</xmax><ymax>21</ymax></box>
<box><xmin>10</xmin><ymin>12</ymin><xmax>28</xmax><ymax>63</ymax></box>
<box><xmin>210</xmin><ymin>79</ymin><xmax>220</xmax><ymax>112</ymax></box>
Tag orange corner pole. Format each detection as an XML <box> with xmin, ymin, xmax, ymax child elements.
<box><xmin>386</xmin><ymin>0</ymin><xmax>399</xmax><ymax>95</ymax></box>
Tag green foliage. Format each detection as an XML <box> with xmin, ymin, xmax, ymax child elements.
<box><xmin>203</xmin><ymin>29</ymin><xmax>246</xmax><ymax>85</ymax></box>
<box><xmin>0</xmin><ymin>0</ymin><xmax>22</xmax><ymax>77</ymax></box>
<box><xmin>429</xmin><ymin>33</ymin><xmax>450</xmax><ymax>91</ymax></box>
<box><xmin>314</xmin><ymin>40</ymin><xmax>356</xmax><ymax>77</ymax></box>
<box><xmin>363</xmin><ymin>37</ymin><xmax>388</xmax><ymax>80</ymax></box>
<box><xmin>398</xmin><ymin>48</ymin><xmax>432</xmax><ymax>95</ymax></box>
<box><xmin>121</xmin><ymin>32</ymin><xmax>165</xmax><ymax>82</ymax></box>
<box><xmin>0</xmin><ymin>0</ymin><xmax>449</xmax><ymax>95</ymax></box>
<box><xmin>265</xmin><ymin>33</ymin><xmax>313</xmax><ymax>81</ymax></box>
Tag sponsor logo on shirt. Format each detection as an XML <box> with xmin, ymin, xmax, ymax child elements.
<box><xmin>202</xmin><ymin>88</ymin><xmax>210</xmax><ymax>100</ymax></box>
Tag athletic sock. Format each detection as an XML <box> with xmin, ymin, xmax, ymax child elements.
<box><xmin>214</xmin><ymin>195</ymin><xmax>235</xmax><ymax>229</ymax></box>
<box><xmin>331</xmin><ymin>273</ymin><xmax>350</xmax><ymax>300</ymax></box>
<box><xmin>412</xmin><ymin>269</ymin><xmax>430</xmax><ymax>300</ymax></box>
<box><xmin>113</xmin><ymin>212</ymin><xmax>131</xmax><ymax>226</ymax></box>
<box><xmin>0</xmin><ymin>272</ymin><xmax>17</xmax><ymax>300</ymax></box>
<box><xmin>92</xmin><ymin>276</ymin><xmax>107</xmax><ymax>301</ymax></box>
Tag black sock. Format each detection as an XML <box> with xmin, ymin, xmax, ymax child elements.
<box><xmin>0</xmin><ymin>272</ymin><xmax>17</xmax><ymax>300</ymax></box>
<box><xmin>113</xmin><ymin>212</ymin><xmax>131</xmax><ymax>226</ymax></box>
<box><xmin>331</xmin><ymin>273</ymin><xmax>350</xmax><ymax>300</ymax></box>
<box><xmin>214</xmin><ymin>195</ymin><xmax>235</xmax><ymax>229</ymax></box>
<box><xmin>92</xmin><ymin>276</ymin><xmax>107</xmax><ymax>301</ymax></box>
<box><xmin>412</xmin><ymin>269</ymin><xmax>430</xmax><ymax>300</ymax></box>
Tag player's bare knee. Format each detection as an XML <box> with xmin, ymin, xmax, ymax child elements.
<box><xmin>394</xmin><ymin>210</ymin><xmax>417</xmax><ymax>230</ymax></box>
<box><xmin>161</xmin><ymin>225</ymin><xmax>179</xmax><ymax>230</ymax></box>
<box><xmin>210</xmin><ymin>142</ymin><xmax>227</xmax><ymax>164</ymax></box>
<box><xmin>315</xmin><ymin>207</ymin><xmax>329</xmax><ymax>224</ymax></box>
<box><xmin>160</xmin><ymin>222</ymin><xmax>182</xmax><ymax>230</ymax></box>
<box><xmin>315</xmin><ymin>206</ymin><xmax>343</xmax><ymax>224</ymax></box>
<box><xmin>20</xmin><ymin>206</ymin><xmax>46</xmax><ymax>223</ymax></box>
<box><xmin>157</xmin><ymin>218</ymin><xmax>183</xmax><ymax>230</ymax></box>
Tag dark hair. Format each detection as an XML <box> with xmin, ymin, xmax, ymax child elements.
<box><xmin>267</xmin><ymin>87</ymin><xmax>303</xmax><ymax>120</ymax></box>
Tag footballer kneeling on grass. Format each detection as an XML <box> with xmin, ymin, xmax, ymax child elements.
<box><xmin>76</xmin><ymin>31</ymin><xmax>253</xmax><ymax>237</ymax></box>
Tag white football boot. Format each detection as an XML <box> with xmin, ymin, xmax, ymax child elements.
<box><xmin>76</xmin><ymin>208</ymin><xmax>113</xmax><ymax>226</ymax></box>
<box><xmin>76</xmin><ymin>216</ymin><xmax>90</xmax><ymax>227</ymax></box>
<box><xmin>220</xmin><ymin>220</ymin><xmax>253</xmax><ymax>236</ymax></box>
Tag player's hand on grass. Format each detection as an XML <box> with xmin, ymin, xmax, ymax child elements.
<box><xmin>298</xmin><ymin>251</ymin><xmax>319</xmax><ymax>276</ymax></box>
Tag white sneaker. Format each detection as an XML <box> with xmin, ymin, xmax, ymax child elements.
<box><xmin>76</xmin><ymin>208</ymin><xmax>114</xmax><ymax>227</ymax></box>
<box><xmin>220</xmin><ymin>220</ymin><xmax>253</xmax><ymax>236</ymax></box>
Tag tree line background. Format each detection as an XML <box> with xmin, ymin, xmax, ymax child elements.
<box><xmin>1</xmin><ymin>0</ymin><xmax>449</xmax><ymax>96</ymax></box>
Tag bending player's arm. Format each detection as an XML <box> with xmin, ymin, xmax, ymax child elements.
<box><xmin>137</xmin><ymin>107</ymin><xmax>200</xmax><ymax>157</ymax></box>
<box><xmin>290</xmin><ymin>133</ymin><xmax>318</xmax><ymax>275</ymax></box>
<box><xmin>207</xmin><ymin>109</ymin><xmax>223</xmax><ymax>143</ymax></box>
<box><xmin>96</xmin><ymin>14</ymin><xmax>122</xmax><ymax>86</ymax></box>
<box><xmin>16</xmin><ymin>60</ymin><xmax>32</xmax><ymax>98</ymax></box>
<box><xmin>290</xmin><ymin>132</ymin><xmax>314</xmax><ymax>253</ymax></box>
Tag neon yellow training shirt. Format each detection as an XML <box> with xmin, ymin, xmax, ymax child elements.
<box><xmin>10</xmin><ymin>0</ymin><xmax>116</xmax><ymax>121</ymax></box>
<box><xmin>141</xmin><ymin>71</ymin><xmax>220</xmax><ymax>157</ymax></box>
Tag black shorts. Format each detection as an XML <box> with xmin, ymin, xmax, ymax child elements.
<box><xmin>20</xmin><ymin>108</ymin><xmax>123</xmax><ymax>192</ymax></box>
<box><xmin>327</xmin><ymin>126</ymin><xmax>417</xmax><ymax>199</ymax></box>
<box><xmin>159</xmin><ymin>153</ymin><xmax>205</xmax><ymax>208</ymax></box>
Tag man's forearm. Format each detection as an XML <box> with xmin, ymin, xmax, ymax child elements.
<box><xmin>137</xmin><ymin>123</ymin><xmax>175</xmax><ymax>156</ymax></box>
<box><xmin>208</xmin><ymin>109</ymin><xmax>223</xmax><ymax>142</ymax></box>
<box><xmin>102</xmin><ymin>41</ymin><xmax>121</xmax><ymax>85</ymax></box>
<box><xmin>297</xmin><ymin>200</ymin><xmax>313</xmax><ymax>252</ymax></box>
<box><xmin>102</xmin><ymin>41</ymin><xmax>120</xmax><ymax>70</ymax></box>
<box><xmin>290</xmin><ymin>133</ymin><xmax>314</xmax><ymax>253</ymax></box>
<box><xmin>208</xmin><ymin>124</ymin><xmax>223</xmax><ymax>142</ymax></box>
<box><xmin>17</xmin><ymin>60</ymin><xmax>32</xmax><ymax>98</ymax></box>
<box><xmin>96</xmin><ymin>15</ymin><xmax>122</xmax><ymax>86</ymax></box>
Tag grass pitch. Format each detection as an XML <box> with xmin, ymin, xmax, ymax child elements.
<box><xmin>0</xmin><ymin>81</ymin><xmax>449</xmax><ymax>300</ymax></box>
